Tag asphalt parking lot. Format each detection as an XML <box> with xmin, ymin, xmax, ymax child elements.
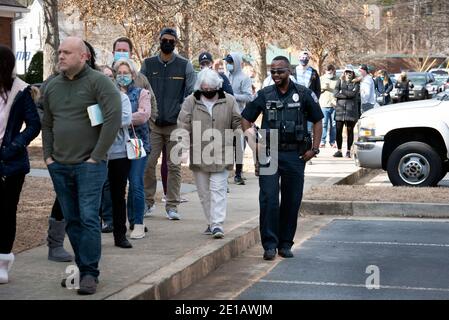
<box><xmin>238</xmin><ymin>219</ymin><xmax>449</xmax><ymax>300</ymax></box>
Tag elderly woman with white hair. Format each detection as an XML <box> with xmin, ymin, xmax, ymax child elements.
<box><xmin>114</xmin><ymin>58</ymin><xmax>151</xmax><ymax>239</ymax></box>
<box><xmin>177</xmin><ymin>68</ymin><xmax>242</xmax><ymax>238</ymax></box>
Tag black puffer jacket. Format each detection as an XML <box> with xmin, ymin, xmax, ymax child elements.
<box><xmin>334</xmin><ymin>79</ymin><xmax>360</xmax><ymax>122</ymax></box>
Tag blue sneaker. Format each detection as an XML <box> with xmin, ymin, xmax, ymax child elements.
<box><xmin>166</xmin><ymin>209</ymin><xmax>181</xmax><ymax>220</ymax></box>
<box><xmin>212</xmin><ymin>227</ymin><xmax>224</xmax><ymax>239</ymax></box>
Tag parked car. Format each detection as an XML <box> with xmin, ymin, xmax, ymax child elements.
<box><xmin>354</xmin><ymin>92</ymin><xmax>449</xmax><ymax>187</ymax></box>
<box><xmin>406</xmin><ymin>72</ymin><xmax>436</xmax><ymax>101</ymax></box>
<box><xmin>433</xmin><ymin>74</ymin><xmax>449</xmax><ymax>93</ymax></box>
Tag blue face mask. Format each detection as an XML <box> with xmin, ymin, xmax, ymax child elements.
<box><xmin>116</xmin><ymin>74</ymin><xmax>133</xmax><ymax>87</ymax></box>
<box><xmin>226</xmin><ymin>64</ymin><xmax>234</xmax><ymax>73</ymax></box>
<box><xmin>114</xmin><ymin>51</ymin><xmax>130</xmax><ymax>62</ymax></box>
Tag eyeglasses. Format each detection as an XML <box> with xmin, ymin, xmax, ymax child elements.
<box><xmin>161</xmin><ymin>39</ymin><xmax>175</xmax><ymax>45</ymax></box>
<box><xmin>270</xmin><ymin>68</ymin><xmax>289</xmax><ymax>75</ymax></box>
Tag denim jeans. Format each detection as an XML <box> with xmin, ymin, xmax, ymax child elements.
<box><xmin>258</xmin><ymin>151</ymin><xmax>305</xmax><ymax>250</ymax></box>
<box><xmin>47</xmin><ymin>160</ymin><xmax>107</xmax><ymax>278</ymax></box>
<box><xmin>127</xmin><ymin>156</ymin><xmax>148</xmax><ymax>225</ymax></box>
<box><xmin>321</xmin><ymin>107</ymin><xmax>336</xmax><ymax>145</ymax></box>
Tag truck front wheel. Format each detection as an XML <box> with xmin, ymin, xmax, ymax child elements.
<box><xmin>387</xmin><ymin>142</ymin><xmax>443</xmax><ymax>187</ymax></box>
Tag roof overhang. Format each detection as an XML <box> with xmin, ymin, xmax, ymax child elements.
<box><xmin>0</xmin><ymin>5</ymin><xmax>29</xmax><ymax>14</ymax></box>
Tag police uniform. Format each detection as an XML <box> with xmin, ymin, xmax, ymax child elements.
<box><xmin>242</xmin><ymin>80</ymin><xmax>323</xmax><ymax>252</ymax></box>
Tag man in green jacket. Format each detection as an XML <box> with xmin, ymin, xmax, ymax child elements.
<box><xmin>42</xmin><ymin>36</ymin><xmax>122</xmax><ymax>295</ymax></box>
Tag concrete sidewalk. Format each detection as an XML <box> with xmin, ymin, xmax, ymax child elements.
<box><xmin>0</xmin><ymin>147</ymin><xmax>360</xmax><ymax>300</ymax></box>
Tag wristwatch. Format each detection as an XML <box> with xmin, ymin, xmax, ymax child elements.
<box><xmin>312</xmin><ymin>147</ymin><xmax>320</xmax><ymax>155</ymax></box>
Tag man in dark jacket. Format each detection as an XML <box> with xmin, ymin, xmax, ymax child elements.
<box><xmin>141</xmin><ymin>28</ymin><xmax>196</xmax><ymax>220</ymax></box>
<box><xmin>295</xmin><ymin>51</ymin><xmax>321</xmax><ymax>99</ymax></box>
<box><xmin>198</xmin><ymin>52</ymin><xmax>234</xmax><ymax>95</ymax></box>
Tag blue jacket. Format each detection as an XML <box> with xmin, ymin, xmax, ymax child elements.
<box><xmin>219</xmin><ymin>73</ymin><xmax>234</xmax><ymax>95</ymax></box>
<box><xmin>0</xmin><ymin>78</ymin><xmax>41</xmax><ymax>177</ymax></box>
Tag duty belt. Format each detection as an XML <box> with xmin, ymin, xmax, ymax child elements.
<box><xmin>279</xmin><ymin>143</ymin><xmax>301</xmax><ymax>151</ymax></box>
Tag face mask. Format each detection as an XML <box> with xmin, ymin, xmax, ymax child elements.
<box><xmin>325</xmin><ymin>72</ymin><xmax>333</xmax><ymax>78</ymax></box>
<box><xmin>201</xmin><ymin>90</ymin><xmax>218</xmax><ymax>99</ymax></box>
<box><xmin>114</xmin><ymin>51</ymin><xmax>130</xmax><ymax>61</ymax></box>
<box><xmin>160</xmin><ymin>42</ymin><xmax>175</xmax><ymax>54</ymax></box>
<box><xmin>226</xmin><ymin>64</ymin><xmax>234</xmax><ymax>73</ymax></box>
<box><xmin>299</xmin><ymin>58</ymin><xmax>309</xmax><ymax>66</ymax></box>
<box><xmin>116</xmin><ymin>74</ymin><xmax>132</xmax><ymax>87</ymax></box>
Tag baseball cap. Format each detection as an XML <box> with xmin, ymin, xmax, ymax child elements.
<box><xmin>199</xmin><ymin>52</ymin><xmax>213</xmax><ymax>64</ymax></box>
<box><xmin>223</xmin><ymin>54</ymin><xmax>233</xmax><ymax>63</ymax></box>
<box><xmin>159</xmin><ymin>27</ymin><xmax>178</xmax><ymax>39</ymax></box>
<box><xmin>344</xmin><ymin>64</ymin><xmax>355</xmax><ymax>73</ymax></box>
<box><xmin>359</xmin><ymin>64</ymin><xmax>369</xmax><ymax>72</ymax></box>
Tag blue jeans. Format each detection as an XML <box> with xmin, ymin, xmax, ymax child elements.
<box><xmin>48</xmin><ymin>160</ymin><xmax>107</xmax><ymax>278</ymax></box>
<box><xmin>127</xmin><ymin>156</ymin><xmax>148</xmax><ymax>225</ymax></box>
<box><xmin>258</xmin><ymin>151</ymin><xmax>305</xmax><ymax>250</ymax></box>
<box><xmin>321</xmin><ymin>107</ymin><xmax>336</xmax><ymax>145</ymax></box>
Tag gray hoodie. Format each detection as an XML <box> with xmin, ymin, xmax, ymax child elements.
<box><xmin>108</xmin><ymin>93</ymin><xmax>132</xmax><ymax>160</ymax></box>
<box><xmin>227</xmin><ymin>52</ymin><xmax>253</xmax><ymax>113</ymax></box>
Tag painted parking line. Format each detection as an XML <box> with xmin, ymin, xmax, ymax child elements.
<box><xmin>259</xmin><ymin>279</ymin><xmax>449</xmax><ymax>292</ymax></box>
<box><xmin>309</xmin><ymin>240</ymin><xmax>449</xmax><ymax>248</ymax></box>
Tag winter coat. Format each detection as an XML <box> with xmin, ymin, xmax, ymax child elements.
<box><xmin>140</xmin><ymin>53</ymin><xmax>196</xmax><ymax>126</ymax></box>
<box><xmin>334</xmin><ymin>79</ymin><xmax>360</xmax><ymax>122</ymax></box>
<box><xmin>295</xmin><ymin>66</ymin><xmax>321</xmax><ymax>99</ymax></box>
<box><xmin>395</xmin><ymin>79</ymin><xmax>414</xmax><ymax>97</ymax></box>
<box><xmin>374</xmin><ymin>77</ymin><xmax>394</xmax><ymax>105</ymax></box>
<box><xmin>177</xmin><ymin>90</ymin><xmax>242</xmax><ymax>172</ymax></box>
<box><xmin>0</xmin><ymin>78</ymin><xmax>41</xmax><ymax>177</ymax></box>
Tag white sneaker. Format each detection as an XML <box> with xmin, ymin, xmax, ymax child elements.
<box><xmin>144</xmin><ymin>203</ymin><xmax>155</xmax><ymax>218</ymax></box>
<box><xmin>166</xmin><ymin>209</ymin><xmax>181</xmax><ymax>220</ymax></box>
<box><xmin>0</xmin><ymin>253</ymin><xmax>14</xmax><ymax>284</ymax></box>
<box><xmin>130</xmin><ymin>224</ymin><xmax>146</xmax><ymax>239</ymax></box>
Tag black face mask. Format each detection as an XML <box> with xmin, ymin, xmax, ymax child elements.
<box><xmin>201</xmin><ymin>90</ymin><xmax>218</xmax><ymax>99</ymax></box>
<box><xmin>160</xmin><ymin>42</ymin><xmax>175</xmax><ymax>54</ymax></box>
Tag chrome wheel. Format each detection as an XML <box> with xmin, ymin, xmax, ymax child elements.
<box><xmin>398</xmin><ymin>153</ymin><xmax>430</xmax><ymax>185</ymax></box>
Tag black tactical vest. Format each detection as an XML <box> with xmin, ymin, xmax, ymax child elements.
<box><xmin>262</xmin><ymin>83</ymin><xmax>310</xmax><ymax>152</ymax></box>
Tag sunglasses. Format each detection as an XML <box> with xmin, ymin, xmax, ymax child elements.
<box><xmin>161</xmin><ymin>39</ymin><xmax>175</xmax><ymax>45</ymax></box>
<box><xmin>270</xmin><ymin>68</ymin><xmax>289</xmax><ymax>75</ymax></box>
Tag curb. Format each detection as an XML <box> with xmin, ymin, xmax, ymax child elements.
<box><xmin>301</xmin><ymin>200</ymin><xmax>449</xmax><ymax>218</ymax></box>
<box><xmin>334</xmin><ymin>167</ymin><xmax>375</xmax><ymax>185</ymax></box>
<box><xmin>105</xmin><ymin>218</ymin><xmax>260</xmax><ymax>300</ymax></box>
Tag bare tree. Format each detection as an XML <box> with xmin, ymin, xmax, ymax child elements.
<box><xmin>43</xmin><ymin>0</ymin><xmax>60</xmax><ymax>79</ymax></box>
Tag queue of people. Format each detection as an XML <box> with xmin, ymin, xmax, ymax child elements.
<box><xmin>1</xmin><ymin>29</ymin><xmax>399</xmax><ymax>295</ymax></box>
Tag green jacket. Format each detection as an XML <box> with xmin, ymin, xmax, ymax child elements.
<box><xmin>42</xmin><ymin>65</ymin><xmax>122</xmax><ymax>164</ymax></box>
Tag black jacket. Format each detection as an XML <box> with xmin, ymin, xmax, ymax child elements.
<box><xmin>334</xmin><ymin>79</ymin><xmax>360</xmax><ymax>122</ymax></box>
<box><xmin>141</xmin><ymin>53</ymin><xmax>196</xmax><ymax>126</ymax></box>
<box><xmin>0</xmin><ymin>83</ymin><xmax>41</xmax><ymax>177</ymax></box>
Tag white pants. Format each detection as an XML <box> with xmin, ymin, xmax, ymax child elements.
<box><xmin>193</xmin><ymin>170</ymin><xmax>228</xmax><ymax>230</ymax></box>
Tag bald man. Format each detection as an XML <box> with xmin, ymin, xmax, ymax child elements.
<box><xmin>42</xmin><ymin>36</ymin><xmax>122</xmax><ymax>295</ymax></box>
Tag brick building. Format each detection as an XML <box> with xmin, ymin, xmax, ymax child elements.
<box><xmin>0</xmin><ymin>0</ymin><xmax>28</xmax><ymax>49</ymax></box>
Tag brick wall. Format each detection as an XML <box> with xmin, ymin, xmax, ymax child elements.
<box><xmin>0</xmin><ymin>17</ymin><xmax>12</xmax><ymax>48</ymax></box>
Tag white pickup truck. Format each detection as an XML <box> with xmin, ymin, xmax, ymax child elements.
<box><xmin>353</xmin><ymin>93</ymin><xmax>449</xmax><ymax>187</ymax></box>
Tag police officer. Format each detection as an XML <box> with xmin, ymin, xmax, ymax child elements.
<box><xmin>242</xmin><ymin>56</ymin><xmax>323</xmax><ymax>260</ymax></box>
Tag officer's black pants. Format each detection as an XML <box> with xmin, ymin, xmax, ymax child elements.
<box><xmin>258</xmin><ymin>151</ymin><xmax>305</xmax><ymax>251</ymax></box>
